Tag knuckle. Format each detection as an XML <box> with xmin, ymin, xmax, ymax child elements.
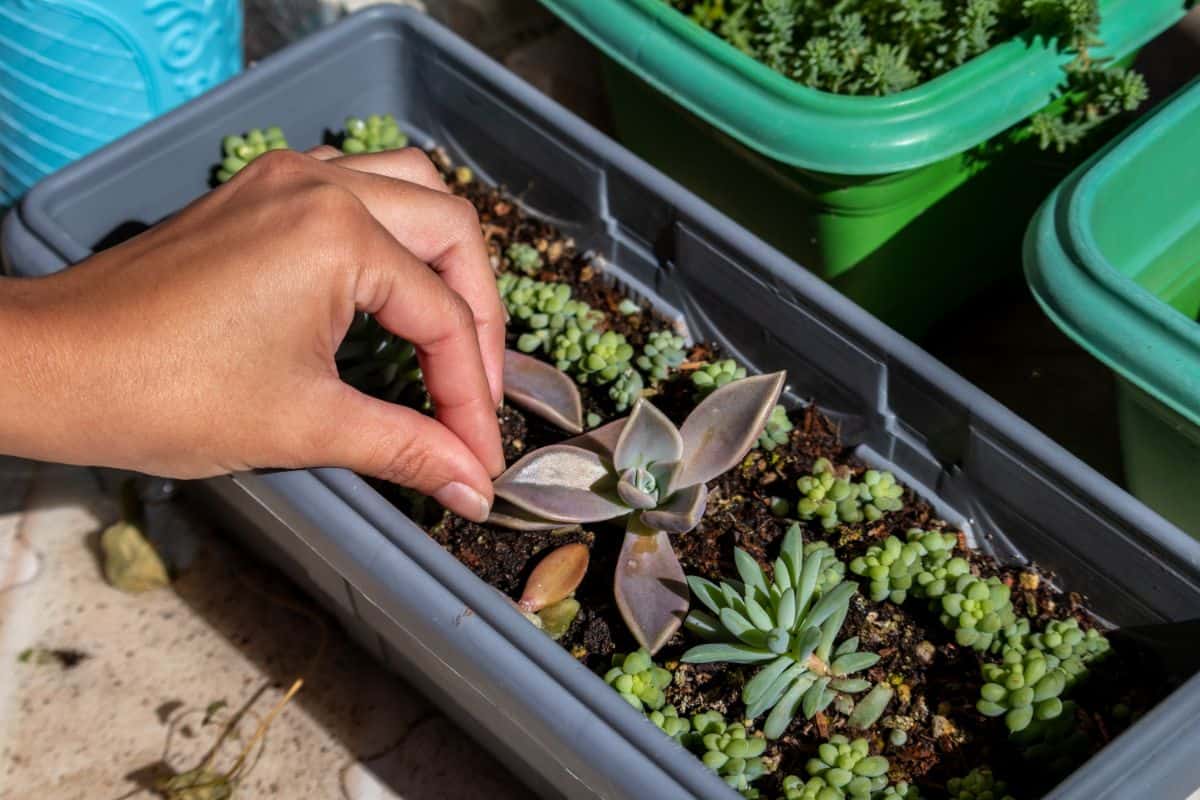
<box><xmin>298</xmin><ymin>182</ymin><xmax>364</xmax><ymax>229</ymax></box>
<box><xmin>442</xmin><ymin>292</ymin><xmax>476</xmax><ymax>334</ymax></box>
<box><xmin>447</xmin><ymin>194</ymin><xmax>481</xmax><ymax>230</ymax></box>
<box><xmin>241</xmin><ymin>148</ymin><xmax>309</xmax><ymax>184</ymax></box>
<box><xmin>394</xmin><ymin>147</ymin><xmax>445</xmax><ymax>188</ymax></box>
<box><xmin>308</xmin><ymin>144</ymin><xmax>342</xmax><ymax>159</ymax></box>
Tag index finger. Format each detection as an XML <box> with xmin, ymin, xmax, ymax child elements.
<box><xmin>311</xmin><ymin>155</ymin><xmax>506</xmax><ymax>408</ymax></box>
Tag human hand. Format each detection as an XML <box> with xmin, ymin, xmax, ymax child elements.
<box><xmin>0</xmin><ymin>147</ymin><xmax>506</xmax><ymax>522</ymax></box>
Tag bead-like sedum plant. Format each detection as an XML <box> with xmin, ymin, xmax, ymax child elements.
<box><xmin>506</xmin><ymin>242</ymin><xmax>543</xmax><ymax>275</ymax></box>
<box><xmin>489</xmin><ymin>372</ymin><xmax>786</xmax><ymax>652</ymax></box>
<box><xmin>687</xmin><ymin>711</ymin><xmax>770</xmax><ymax>794</ymax></box>
<box><xmin>681</xmin><ymin>526</ymin><xmax>881</xmax><ymax>738</ymax></box>
<box><xmin>216</xmin><ymin>126</ymin><xmax>288</xmax><ymax>183</ymax></box>
<box><xmin>795</xmin><ymin>459</ymin><xmax>905</xmax><ymax>530</ymax></box>
<box><xmin>945</xmin><ymin>767</ymin><xmax>1013</xmax><ymax>800</ymax></box>
<box><xmin>781</xmin><ymin>735</ymin><xmax>918</xmax><ymax>799</ymax></box>
<box><xmin>605</xmin><ymin>649</ymin><xmax>672</xmax><ymax>711</ymax></box>
<box><xmin>341</xmin><ymin>113</ymin><xmax>407</xmax><ymax>153</ymax></box>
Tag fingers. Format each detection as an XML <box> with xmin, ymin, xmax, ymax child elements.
<box><xmin>312</xmin><ymin>156</ymin><xmax>506</xmax><ymax>407</ymax></box>
<box><xmin>316</xmin><ymin>383</ymin><xmax>494</xmax><ymax>521</ymax></box>
<box><xmin>328</xmin><ymin>147</ymin><xmax>451</xmax><ymax>194</ymax></box>
<box><xmin>352</xmin><ymin>214</ymin><xmax>505</xmax><ymax>477</ymax></box>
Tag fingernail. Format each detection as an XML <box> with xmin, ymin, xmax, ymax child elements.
<box><xmin>433</xmin><ymin>481</ymin><xmax>491</xmax><ymax>523</ymax></box>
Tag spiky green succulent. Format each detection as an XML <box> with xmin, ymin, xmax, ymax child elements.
<box><xmin>604</xmin><ymin>649</ymin><xmax>672</xmax><ymax>711</ymax></box>
<box><xmin>336</xmin><ymin>312</ymin><xmax>426</xmax><ymax>406</ymax></box>
<box><xmin>637</xmin><ymin>330</ymin><xmax>687</xmax><ymax>382</ymax></box>
<box><xmin>795</xmin><ymin>459</ymin><xmax>905</xmax><ymax>530</ymax></box>
<box><xmin>682</xmin><ymin>526</ymin><xmax>881</xmax><ymax>738</ymax></box>
<box><xmin>341</xmin><ymin>113</ymin><xmax>407</xmax><ymax>153</ymax></box>
<box><xmin>506</xmin><ymin>242</ymin><xmax>543</xmax><ymax>275</ymax></box>
<box><xmin>946</xmin><ymin>767</ymin><xmax>1014</xmax><ymax>800</ymax></box>
<box><xmin>647</xmin><ymin>703</ymin><xmax>691</xmax><ymax>740</ymax></box>
<box><xmin>692</xmin><ymin>359</ymin><xmax>747</xmax><ymax>398</ymax></box>
<box><xmin>687</xmin><ymin>711</ymin><xmax>770</xmax><ymax>793</ymax></box>
<box><xmin>780</xmin><ymin>735</ymin><xmax>919</xmax><ymax>800</ymax></box>
<box><xmin>849</xmin><ymin>529</ymin><xmax>962</xmax><ymax>604</ymax></box>
<box><xmin>216</xmin><ymin>126</ymin><xmax>288</xmax><ymax>182</ymax></box>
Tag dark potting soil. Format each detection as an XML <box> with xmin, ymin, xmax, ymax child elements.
<box><xmin>372</xmin><ymin>150</ymin><xmax>1173</xmax><ymax>798</ymax></box>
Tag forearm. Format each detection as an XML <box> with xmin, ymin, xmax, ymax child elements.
<box><xmin>0</xmin><ymin>273</ymin><xmax>87</xmax><ymax>466</ymax></box>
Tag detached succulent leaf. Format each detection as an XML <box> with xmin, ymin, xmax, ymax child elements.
<box><xmin>519</xmin><ymin>542</ymin><xmax>590</xmax><ymax>612</ymax></box>
<box><xmin>494</xmin><ymin>445</ymin><xmax>626</xmax><ymax>523</ymax></box>
<box><xmin>673</xmin><ymin>372</ymin><xmax>785</xmax><ymax>491</ymax></box>
<box><xmin>502</xmin><ymin>349</ymin><xmax>583</xmax><ymax>433</ymax></box>
<box><xmin>614</xmin><ymin>528</ymin><xmax>689</xmax><ymax>654</ymax></box>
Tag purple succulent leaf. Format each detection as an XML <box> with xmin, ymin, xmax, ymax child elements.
<box><xmin>614</xmin><ymin>524</ymin><xmax>689</xmax><ymax>654</ymax></box>
<box><xmin>671</xmin><ymin>372</ymin><xmax>786</xmax><ymax>492</ymax></box>
<box><xmin>617</xmin><ymin>468</ymin><xmax>658</xmax><ymax>510</ymax></box>
<box><xmin>494</xmin><ymin>444</ymin><xmax>627</xmax><ymax>523</ymax></box>
<box><xmin>487</xmin><ymin>499</ymin><xmax>570</xmax><ymax>531</ymax></box>
<box><xmin>502</xmin><ymin>349</ymin><xmax>583</xmax><ymax>433</ymax></box>
<box><xmin>562</xmin><ymin>418</ymin><xmax>626</xmax><ymax>457</ymax></box>
<box><xmin>613</xmin><ymin>399</ymin><xmax>683</xmax><ymax>472</ymax></box>
<box><xmin>640</xmin><ymin>483</ymin><xmax>708</xmax><ymax>533</ymax></box>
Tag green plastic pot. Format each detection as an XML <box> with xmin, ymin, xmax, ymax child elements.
<box><xmin>539</xmin><ymin>0</ymin><xmax>1186</xmax><ymax>338</ymax></box>
<box><xmin>1025</xmin><ymin>76</ymin><xmax>1200</xmax><ymax>538</ymax></box>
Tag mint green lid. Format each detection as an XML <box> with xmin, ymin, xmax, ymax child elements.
<box><xmin>1025</xmin><ymin>76</ymin><xmax>1200</xmax><ymax>430</ymax></box>
<box><xmin>539</xmin><ymin>0</ymin><xmax>1184</xmax><ymax>174</ymax></box>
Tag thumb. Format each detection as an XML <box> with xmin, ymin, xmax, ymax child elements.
<box><xmin>308</xmin><ymin>383</ymin><xmax>496</xmax><ymax>522</ymax></box>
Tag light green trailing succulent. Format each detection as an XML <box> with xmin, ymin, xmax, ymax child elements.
<box><xmin>604</xmin><ymin>649</ymin><xmax>672</xmax><ymax>711</ymax></box>
<box><xmin>687</xmin><ymin>711</ymin><xmax>770</xmax><ymax>794</ymax></box>
<box><xmin>499</xmin><ymin>274</ymin><xmax>603</xmax><ymax>357</ymax></box>
<box><xmin>849</xmin><ymin>529</ymin><xmax>962</xmax><ymax>604</ymax></box>
<box><xmin>692</xmin><ymin>359</ymin><xmax>747</xmax><ymax>398</ymax></box>
<box><xmin>336</xmin><ymin>312</ymin><xmax>426</xmax><ymax>406</ymax></box>
<box><xmin>216</xmin><ymin>126</ymin><xmax>288</xmax><ymax>182</ymax></box>
<box><xmin>342</xmin><ymin>113</ymin><xmax>408</xmax><ymax>153</ymax></box>
<box><xmin>609</xmin><ymin>367</ymin><xmax>645</xmax><ymax>413</ymax></box>
<box><xmin>1026</xmin><ymin>618</ymin><xmax>1110</xmax><ymax>666</ymax></box>
<box><xmin>945</xmin><ymin>766</ymin><xmax>1015</xmax><ymax>800</ymax></box>
<box><xmin>931</xmin><ymin>574</ymin><xmax>1017</xmax><ymax>652</ymax></box>
<box><xmin>681</xmin><ymin>526</ymin><xmax>883</xmax><ymax>739</ymax></box>
<box><xmin>574</xmin><ymin>330</ymin><xmax>636</xmax><ymax>385</ymax></box>
<box><xmin>795</xmin><ymin>459</ymin><xmax>905</xmax><ymax>530</ymax></box>
<box><xmin>758</xmin><ymin>404</ymin><xmax>794</xmax><ymax>451</ymax></box>
<box><xmin>647</xmin><ymin>704</ymin><xmax>691</xmax><ymax>740</ymax></box>
<box><xmin>505</xmin><ymin>242</ymin><xmax>544</xmax><ymax>275</ymax></box>
<box><xmin>1009</xmin><ymin>699</ymin><xmax>1090</xmax><ymax>778</ymax></box>
<box><xmin>636</xmin><ymin>330</ymin><xmax>687</xmax><ymax>383</ymax></box>
<box><xmin>977</xmin><ymin>617</ymin><xmax>1109</xmax><ymax>732</ymax></box>
<box><xmin>781</xmin><ymin>735</ymin><xmax>917</xmax><ymax>800</ymax></box>
<box><xmin>977</xmin><ymin>647</ymin><xmax>1068</xmax><ymax>733</ymax></box>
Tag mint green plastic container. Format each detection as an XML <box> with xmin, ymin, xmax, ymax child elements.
<box><xmin>1026</xmin><ymin>77</ymin><xmax>1200</xmax><ymax>538</ymax></box>
<box><xmin>539</xmin><ymin>0</ymin><xmax>1185</xmax><ymax>338</ymax></box>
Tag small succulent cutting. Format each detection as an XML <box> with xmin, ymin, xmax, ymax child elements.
<box><xmin>488</xmin><ymin>372</ymin><xmax>786</xmax><ymax>653</ymax></box>
<box><xmin>681</xmin><ymin>526</ymin><xmax>882</xmax><ymax>738</ymax></box>
<box><xmin>781</xmin><ymin>735</ymin><xmax>918</xmax><ymax>799</ymax></box>
<box><xmin>946</xmin><ymin>767</ymin><xmax>1014</xmax><ymax>800</ymax></box>
<box><xmin>687</xmin><ymin>711</ymin><xmax>770</xmax><ymax>794</ymax></box>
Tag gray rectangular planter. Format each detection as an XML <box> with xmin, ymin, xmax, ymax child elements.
<box><xmin>6</xmin><ymin>8</ymin><xmax>1200</xmax><ymax>799</ymax></box>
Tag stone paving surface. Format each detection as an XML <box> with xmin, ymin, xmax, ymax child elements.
<box><xmin>0</xmin><ymin>460</ymin><xmax>523</xmax><ymax>799</ymax></box>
